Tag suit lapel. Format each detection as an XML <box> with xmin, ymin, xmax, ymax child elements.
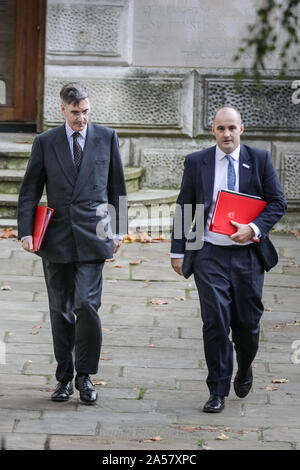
<box><xmin>53</xmin><ymin>125</ymin><xmax>77</xmax><ymax>187</ymax></box>
<box><xmin>201</xmin><ymin>146</ymin><xmax>216</xmax><ymax>209</ymax></box>
<box><xmin>71</xmin><ymin>124</ymin><xmax>101</xmax><ymax>202</ymax></box>
<box><xmin>239</xmin><ymin>144</ymin><xmax>252</xmax><ymax>193</ymax></box>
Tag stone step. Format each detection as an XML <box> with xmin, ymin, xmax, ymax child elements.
<box><xmin>0</xmin><ymin>189</ymin><xmax>179</xmax><ymax>233</ymax></box>
<box><xmin>0</xmin><ymin>216</ymin><xmax>174</xmax><ymax>237</ymax></box>
<box><xmin>0</xmin><ymin>134</ymin><xmax>34</xmax><ymax>170</ymax></box>
<box><xmin>0</xmin><ymin>167</ymin><xmax>142</xmax><ymax>194</ymax></box>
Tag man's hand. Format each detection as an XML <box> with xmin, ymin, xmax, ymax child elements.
<box><xmin>113</xmin><ymin>239</ymin><xmax>122</xmax><ymax>254</ymax></box>
<box><xmin>171</xmin><ymin>257</ymin><xmax>184</xmax><ymax>276</ymax></box>
<box><xmin>230</xmin><ymin>221</ymin><xmax>255</xmax><ymax>244</ymax></box>
<box><xmin>22</xmin><ymin>236</ymin><xmax>34</xmax><ymax>253</ymax></box>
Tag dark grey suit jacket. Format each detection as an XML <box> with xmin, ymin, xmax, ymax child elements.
<box><xmin>17</xmin><ymin>123</ymin><xmax>127</xmax><ymax>263</ymax></box>
<box><xmin>171</xmin><ymin>144</ymin><xmax>287</xmax><ymax>275</ymax></box>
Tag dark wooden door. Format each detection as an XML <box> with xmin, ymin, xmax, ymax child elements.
<box><xmin>0</xmin><ymin>0</ymin><xmax>46</xmax><ymax>125</ymax></box>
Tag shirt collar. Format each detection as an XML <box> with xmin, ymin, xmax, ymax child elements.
<box><xmin>216</xmin><ymin>144</ymin><xmax>240</xmax><ymax>161</ymax></box>
<box><xmin>65</xmin><ymin>122</ymin><xmax>87</xmax><ymax>139</ymax></box>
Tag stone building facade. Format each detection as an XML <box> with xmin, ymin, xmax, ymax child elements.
<box><xmin>42</xmin><ymin>0</ymin><xmax>300</xmax><ymax>229</ymax></box>
<box><xmin>1</xmin><ymin>0</ymin><xmax>299</xmax><ymax>230</ymax></box>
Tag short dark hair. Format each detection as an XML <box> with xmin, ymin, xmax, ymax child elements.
<box><xmin>60</xmin><ymin>82</ymin><xmax>88</xmax><ymax>105</ymax></box>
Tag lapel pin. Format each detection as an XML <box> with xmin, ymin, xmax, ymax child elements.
<box><xmin>242</xmin><ymin>163</ymin><xmax>250</xmax><ymax>169</ymax></box>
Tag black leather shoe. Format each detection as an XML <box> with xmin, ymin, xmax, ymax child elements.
<box><xmin>234</xmin><ymin>367</ymin><xmax>253</xmax><ymax>398</ymax></box>
<box><xmin>203</xmin><ymin>394</ymin><xmax>225</xmax><ymax>413</ymax></box>
<box><xmin>51</xmin><ymin>381</ymin><xmax>74</xmax><ymax>402</ymax></box>
<box><xmin>75</xmin><ymin>375</ymin><xmax>98</xmax><ymax>404</ymax></box>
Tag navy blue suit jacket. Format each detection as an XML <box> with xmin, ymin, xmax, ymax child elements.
<box><xmin>171</xmin><ymin>144</ymin><xmax>286</xmax><ymax>271</ymax></box>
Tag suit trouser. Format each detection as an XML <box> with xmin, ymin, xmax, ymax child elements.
<box><xmin>42</xmin><ymin>259</ymin><xmax>105</xmax><ymax>382</ymax></box>
<box><xmin>193</xmin><ymin>242</ymin><xmax>264</xmax><ymax>397</ymax></box>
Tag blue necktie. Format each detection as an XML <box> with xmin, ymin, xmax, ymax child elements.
<box><xmin>225</xmin><ymin>155</ymin><xmax>236</xmax><ymax>191</ymax></box>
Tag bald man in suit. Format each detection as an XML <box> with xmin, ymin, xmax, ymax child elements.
<box><xmin>171</xmin><ymin>107</ymin><xmax>286</xmax><ymax>412</ymax></box>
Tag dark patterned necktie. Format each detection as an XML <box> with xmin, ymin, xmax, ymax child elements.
<box><xmin>72</xmin><ymin>132</ymin><xmax>83</xmax><ymax>170</ymax></box>
<box><xmin>225</xmin><ymin>154</ymin><xmax>236</xmax><ymax>191</ymax></box>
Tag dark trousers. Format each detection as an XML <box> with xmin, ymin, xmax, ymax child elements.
<box><xmin>42</xmin><ymin>259</ymin><xmax>105</xmax><ymax>382</ymax></box>
<box><xmin>193</xmin><ymin>242</ymin><xmax>264</xmax><ymax>397</ymax></box>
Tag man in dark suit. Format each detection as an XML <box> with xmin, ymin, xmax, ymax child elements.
<box><xmin>18</xmin><ymin>82</ymin><xmax>127</xmax><ymax>404</ymax></box>
<box><xmin>171</xmin><ymin>106</ymin><xmax>286</xmax><ymax>413</ymax></box>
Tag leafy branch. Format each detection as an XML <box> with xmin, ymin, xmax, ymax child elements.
<box><xmin>233</xmin><ymin>0</ymin><xmax>300</xmax><ymax>81</ymax></box>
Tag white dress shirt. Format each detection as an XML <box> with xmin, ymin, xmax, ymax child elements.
<box><xmin>170</xmin><ymin>145</ymin><xmax>260</xmax><ymax>257</ymax></box>
<box><xmin>65</xmin><ymin>122</ymin><xmax>87</xmax><ymax>161</ymax></box>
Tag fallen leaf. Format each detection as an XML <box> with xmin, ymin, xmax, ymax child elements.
<box><xmin>136</xmin><ymin>232</ymin><xmax>152</xmax><ymax>243</ymax></box>
<box><xmin>286</xmin><ymin>321</ymin><xmax>300</xmax><ymax>327</ymax></box>
<box><xmin>0</xmin><ymin>285</ymin><xmax>11</xmax><ymax>291</ymax></box>
<box><xmin>216</xmin><ymin>433</ymin><xmax>230</xmax><ymax>440</ymax></box>
<box><xmin>148</xmin><ymin>344</ymin><xmax>155</xmax><ymax>347</ymax></box>
<box><xmin>152</xmin><ymin>234</ymin><xmax>166</xmax><ymax>241</ymax></box>
<box><xmin>92</xmin><ymin>381</ymin><xmax>107</xmax><ymax>386</ymax></box>
<box><xmin>100</xmin><ymin>357</ymin><xmax>112</xmax><ymax>361</ymax></box>
<box><xmin>129</xmin><ymin>259</ymin><xmax>148</xmax><ymax>265</ymax></box>
<box><xmin>32</xmin><ymin>325</ymin><xmax>42</xmax><ymax>329</ymax></box>
<box><xmin>290</xmin><ymin>230</ymin><xmax>300</xmax><ymax>239</ymax></box>
<box><xmin>150</xmin><ymin>299</ymin><xmax>168</xmax><ymax>305</ymax></box>
<box><xmin>283</xmin><ymin>259</ymin><xmax>298</xmax><ymax>267</ymax></box>
<box><xmin>202</xmin><ymin>445</ymin><xmax>214</xmax><ymax>450</ymax></box>
<box><xmin>178</xmin><ymin>426</ymin><xmax>201</xmax><ymax>432</ymax></box>
<box><xmin>28</xmin><ymin>331</ymin><xmax>39</xmax><ymax>335</ymax></box>
<box><xmin>263</xmin><ymin>385</ymin><xmax>278</xmax><ymax>391</ymax></box>
<box><xmin>143</xmin><ymin>436</ymin><xmax>163</xmax><ymax>442</ymax></box>
<box><xmin>271</xmin><ymin>378</ymin><xmax>288</xmax><ymax>384</ymax></box>
<box><xmin>272</xmin><ymin>323</ymin><xmax>285</xmax><ymax>329</ymax></box>
<box><xmin>175</xmin><ymin>297</ymin><xmax>185</xmax><ymax>301</ymax></box>
<box><xmin>26</xmin><ymin>360</ymin><xmax>32</xmax><ymax>363</ymax></box>
<box><xmin>15</xmin><ymin>140</ymin><xmax>33</xmax><ymax>144</ymax></box>
<box><xmin>112</xmin><ymin>264</ymin><xmax>125</xmax><ymax>269</ymax></box>
<box><xmin>102</xmin><ymin>328</ymin><xmax>112</xmax><ymax>332</ymax></box>
<box><xmin>264</xmin><ymin>307</ymin><xmax>273</xmax><ymax>312</ymax></box>
<box><xmin>123</xmin><ymin>234</ymin><xmax>137</xmax><ymax>243</ymax></box>
<box><xmin>0</xmin><ymin>228</ymin><xmax>18</xmax><ymax>239</ymax></box>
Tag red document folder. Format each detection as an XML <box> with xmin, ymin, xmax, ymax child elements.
<box><xmin>33</xmin><ymin>206</ymin><xmax>54</xmax><ymax>252</ymax></box>
<box><xmin>209</xmin><ymin>190</ymin><xmax>267</xmax><ymax>237</ymax></box>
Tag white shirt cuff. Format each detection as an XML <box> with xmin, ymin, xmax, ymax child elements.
<box><xmin>248</xmin><ymin>222</ymin><xmax>261</xmax><ymax>240</ymax></box>
<box><xmin>170</xmin><ymin>253</ymin><xmax>184</xmax><ymax>258</ymax></box>
<box><xmin>113</xmin><ymin>234</ymin><xmax>124</xmax><ymax>241</ymax></box>
<box><xmin>21</xmin><ymin>235</ymin><xmax>32</xmax><ymax>242</ymax></box>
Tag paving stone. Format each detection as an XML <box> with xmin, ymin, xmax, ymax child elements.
<box><xmin>1</xmin><ymin>433</ymin><xmax>47</xmax><ymax>450</ymax></box>
<box><xmin>48</xmin><ymin>435</ymin><xmax>199</xmax><ymax>450</ymax></box>
<box><xmin>0</xmin><ymin>259</ymin><xmax>35</xmax><ymax>276</ymax></box>
<box><xmin>0</xmin><ymin>235</ymin><xmax>299</xmax><ymax>450</ymax></box>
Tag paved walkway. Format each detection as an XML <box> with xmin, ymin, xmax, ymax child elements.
<box><xmin>0</xmin><ymin>232</ymin><xmax>299</xmax><ymax>450</ymax></box>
